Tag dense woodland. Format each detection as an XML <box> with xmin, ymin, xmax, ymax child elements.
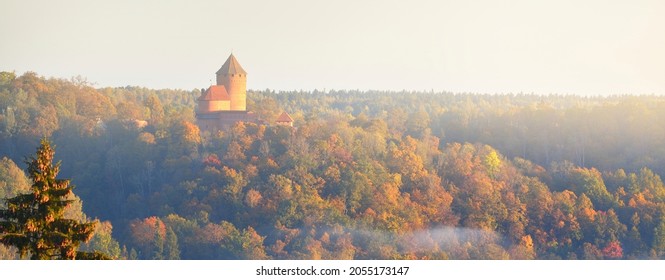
<box><xmin>2</xmin><ymin>71</ymin><xmax>665</xmax><ymax>259</ymax></box>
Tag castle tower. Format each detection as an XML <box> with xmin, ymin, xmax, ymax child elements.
<box><xmin>216</xmin><ymin>54</ymin><xmax>247</xmax><ymax>111</ymax></box>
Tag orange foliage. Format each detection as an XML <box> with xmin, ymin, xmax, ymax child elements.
<box><xmin>129</xmin><ymin>216</ymin><xmax>166</xmax><ymax>244</ymax></box>
<box><xmin>602</xmin><ymin>241</ymin><xmax>623</xmax><ymax>259</ymax></box>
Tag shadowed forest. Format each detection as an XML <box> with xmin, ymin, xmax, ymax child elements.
<box><xmin>2</xmin><ymin>71</ymin><xmax>665</xmax><ymax>259</ymax></box>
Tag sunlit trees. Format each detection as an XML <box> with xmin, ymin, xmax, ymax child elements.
<box><xmin>127</xmin><ymin>216</ymin><xmax>179</xmax><ymax>260</ymax></box>
<box><xmin>5</xmin><ymin>72</ymin><xmax>665</xmax><ymax>259</ymax></box>
<box><xmin>79</xmin><ymin>220</ymin><xmax>121</xmax><ymax>259</ymax></box>
<box><xmin>0</xmin><ymin>157</ymin><xmax>30</xmax><ymax>200</ymax></box>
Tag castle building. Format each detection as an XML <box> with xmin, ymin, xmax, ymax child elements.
<box><xmin>196</xmin><ymin>54</ymin><xmax>295</xmax><ymax>132</ymax></box>
<box><xmin>196</xmin><ymin>54</ymin><xmax>257</xmax><ymax>132</ymax></box>
<box><xmin>275</xmin><ymin>111</ymin><xmax>294</xmax><ymax>127</ymax></box>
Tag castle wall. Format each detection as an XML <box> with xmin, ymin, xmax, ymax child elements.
<box><xmin>196</xmin><ymin>111</ymin><xmax>255</xmax><ymax>132</ymax></box>
<box><xmin>217</xmin><ymin>74</ymin><xmax>247</xmax><ymax>111</ymax></box>
<box><xmin>276</xmin><ymin>121</ymin><xmax>293</xmax><ymax>127</ymax></box>
<box><xmin>198</xmin><ymin>100</ymin><xmax>231</xmax><ymax>113</ymax></box>
<box><xmin>196</xmin><ymin>116</ymin><xmax>219</xmax><ymax>132</ymax></box>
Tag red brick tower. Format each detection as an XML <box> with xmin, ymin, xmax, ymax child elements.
<box><xmin>216</xmin><ymin>54</ymin><xmax>247</xmax><ymax>111</ymax></box>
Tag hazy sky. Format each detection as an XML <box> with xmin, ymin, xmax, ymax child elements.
<box><xmin>1</xmin><ymin>0</ymin><xmax>664</xmax><ymax>95</ymax></box>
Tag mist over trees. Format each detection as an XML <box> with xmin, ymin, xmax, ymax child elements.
<box><xmin>2</xmin><ymin>71</ymin><xmax>665</xmax><ymax>259</ymax></box>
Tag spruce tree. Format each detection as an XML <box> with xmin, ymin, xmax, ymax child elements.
<box><xmin>0</xmin><ymin>139</ymin><xmax>107</xmax><ymax>259</ymax></box>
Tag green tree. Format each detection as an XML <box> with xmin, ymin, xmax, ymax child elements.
<box><xmin>79</xmin><ymin>221</ymin><xmax>121</xmax><ymax>259</ymax></box>
<box><xmin>0</xmin><ymin>71</ymin><xmax>16</xmax><ymax>87</ymax></box>
<box><xmin>144</xmin><ymin>94</ymin><xmax>165</xmax><ymax>125</ymax></box>
<box><xmin>0</xmin><ymin>139</ymin><xmax>107</xmax><ymax>259</ymax></box>
<box><xmin>483</xmin><ymin>148</ymin><xmax>502</xmax><ymax>179</ymax></box>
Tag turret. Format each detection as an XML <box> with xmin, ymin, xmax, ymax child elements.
<box><xmin>216</xmin><ymin>54</ymin><xmax>247</xmax><ymax>111</ymax></box>
<box><xmin>197</xmin><ymin>86</ymin><xmax>230</xmax><ymax>113</ymax></box>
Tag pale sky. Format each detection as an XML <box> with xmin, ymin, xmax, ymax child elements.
<box><xmin>1</xmin><ymin>0</ymin><xmax>664</xmax><ymax>95</ymax></box>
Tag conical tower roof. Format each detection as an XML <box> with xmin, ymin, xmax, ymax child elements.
<box><xmin>276</xmin><ymin>111</ymin><xmax>294</xmax><ymax>123</ymax></box>
<box><xmin>216</xmin><ymin>54</ymin><xmax>247</xmax><ymax>75</ymax></box>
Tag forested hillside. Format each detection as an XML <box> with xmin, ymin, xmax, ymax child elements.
<box><xmin>2</xmin><ymin>71</ymin><xmax>665</xmax><ymax>259</ymax></box>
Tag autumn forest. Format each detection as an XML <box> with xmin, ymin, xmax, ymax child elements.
<box><xmin>2</xmin><ymin>71</ymin><xmax>665</xmax><ymax>259</ymax></box>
